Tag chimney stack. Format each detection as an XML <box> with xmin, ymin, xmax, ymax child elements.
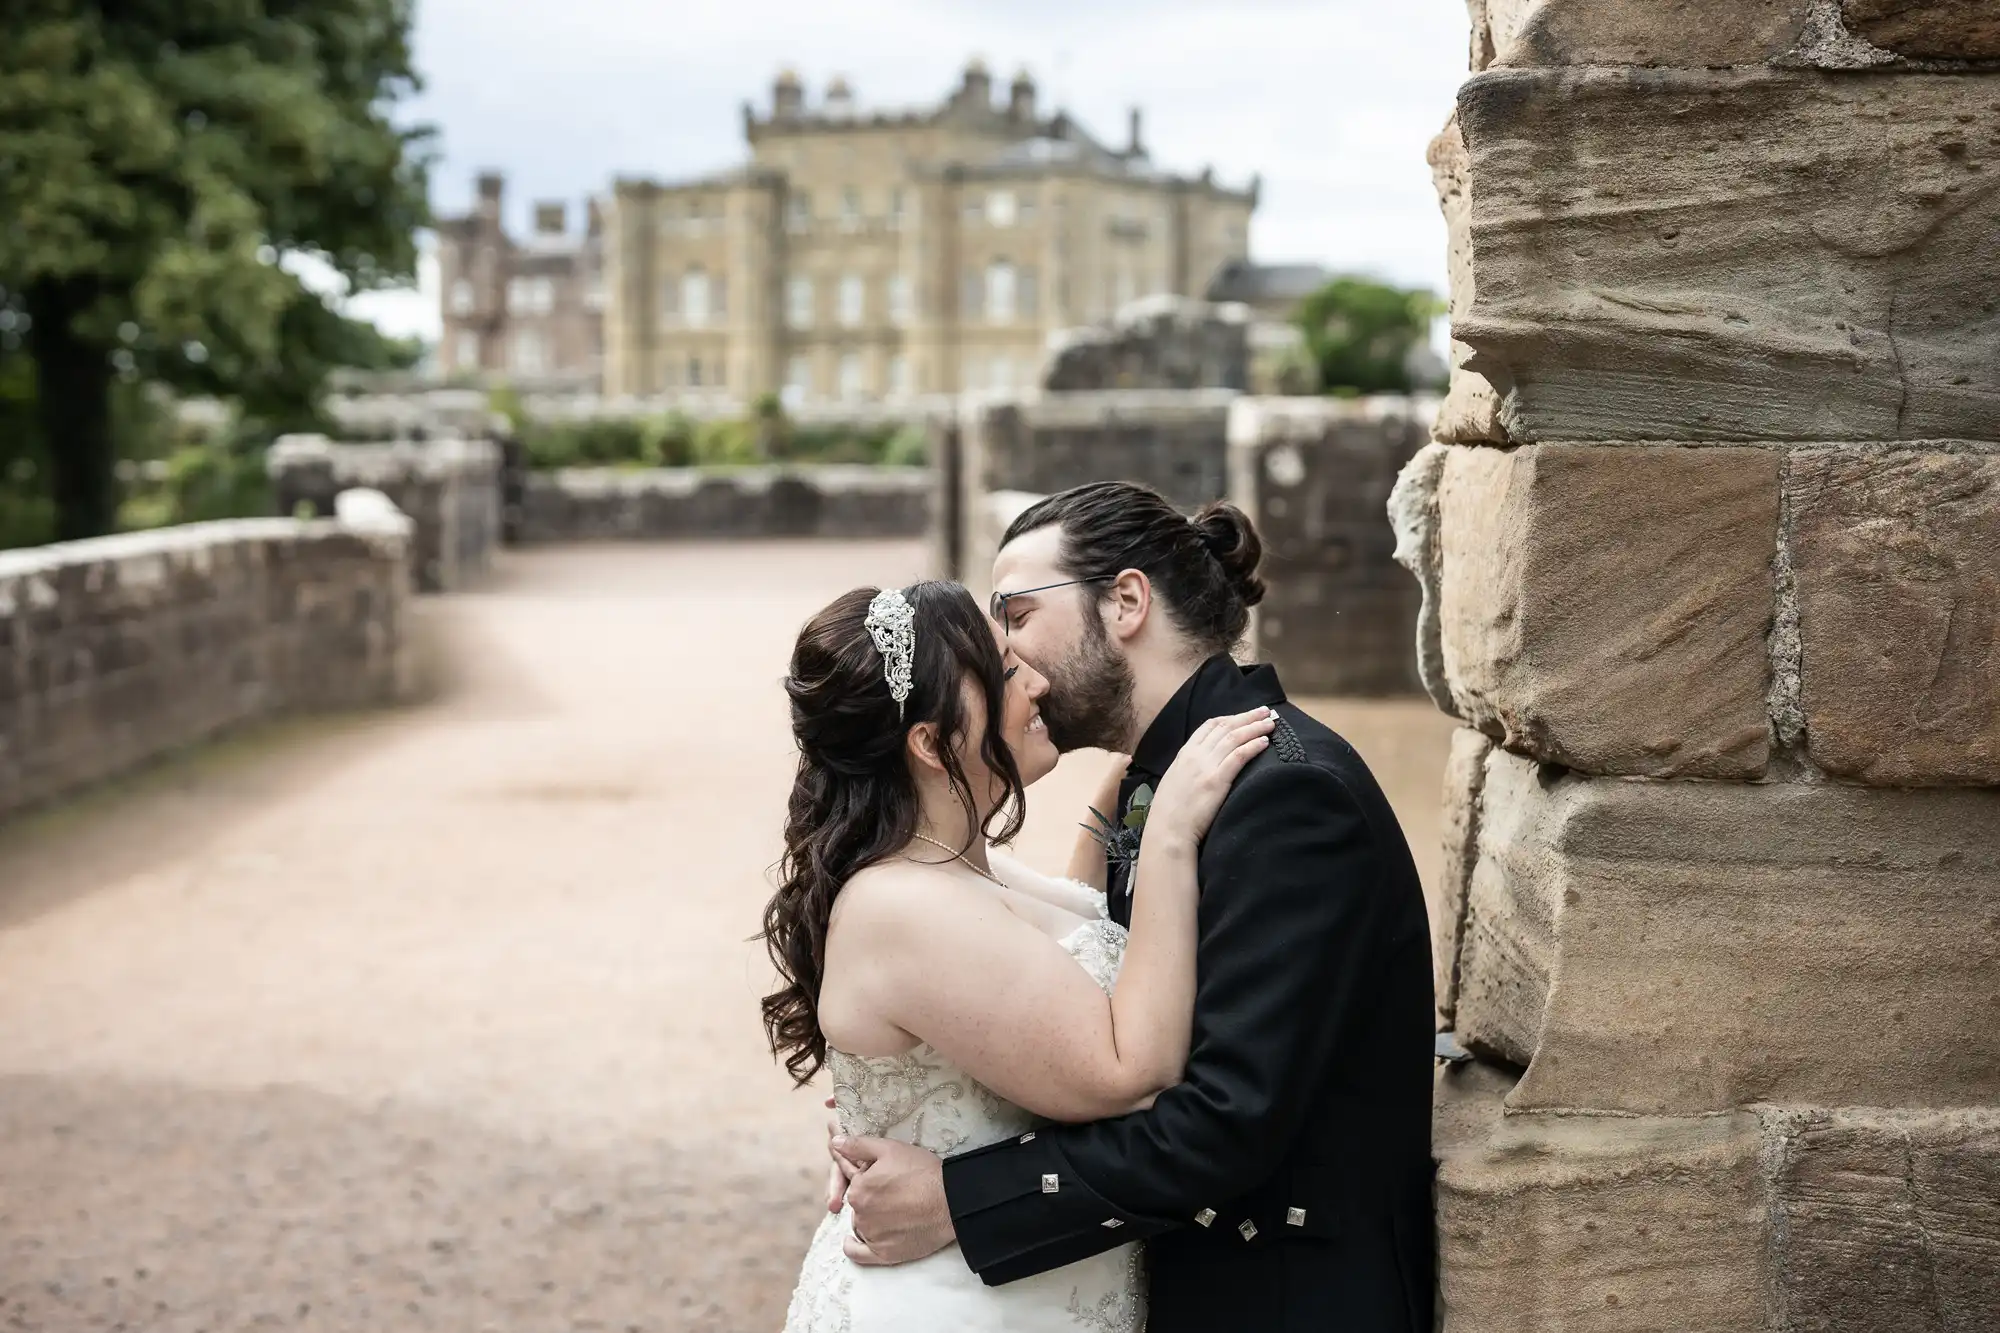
<box><xmin>1009</xmin><ymin>69</ymin><xmax>1037</xmax><ymax>122</ymax></box>
<box><xmin>961</xmin><ymin>57</ymin><xmax>992</xmax><ymax>110</ymax></box>
<box><xmin>773</xmin><ymin>69</ymin><xmax>804</xmax><ymax>120</ymax></box>
<box><xmin>476</xmin><ymin>171</ymin><xmax>504</xmax><ymax>219</ymax></box>
<box><xmin>1127</xmin><ymin>107</ymin><xmax>1144</xmax><ymax>157</ymax></box>
<box><xmin>533</xmin><ymin>201</ymin><xmax>566</xmax><ymax>236</ymax></box>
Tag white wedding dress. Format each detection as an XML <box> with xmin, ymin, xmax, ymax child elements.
<box><xmin>782</xmin><ymin>899</ymin><xmax>1145</xmax><ymax>1333</ymax></box>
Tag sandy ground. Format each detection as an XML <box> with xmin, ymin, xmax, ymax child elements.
<box><xmin>0</xmin><ymin>542</ymin><xmax>1455</xmax><ymax>1332</ymax></box>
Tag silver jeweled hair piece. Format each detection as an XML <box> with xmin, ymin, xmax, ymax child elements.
<box><xmin>864</xmin><ymin>587</ymin><xmax>916</xmax><ymax>721</ymax></box>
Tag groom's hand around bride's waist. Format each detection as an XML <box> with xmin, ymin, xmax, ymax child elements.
<box><xmin>833</xmin><ymin>1134</ymin><xmax>956</xmax><ymax>1266</ymax></box>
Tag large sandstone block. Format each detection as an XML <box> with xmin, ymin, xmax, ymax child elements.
<box><xmin>1767</xmin><ymin>1106</ymin><xmax>2000</xmax><ymax>1330</ymax></box>
<box><xmin>1435</xmin><ymin>1064</ymin><xmax>2000</xmax><ymax>1332</ymax></box>
<box><xmin>1455</xmin><ymin>68</ymin><xmax>2000</xmax><ymax>443</ymax></box>
<box><xmin>1431</xmin><ymin>728</ymin><xmax>1492</xmax><ymax>1027</ymax></box>
<box><xmin>1474</xmin><ymin>0</ymin><xmax>1814</xmax><ymax>69</ymax></box>
<box><xmin>1425</xmin><ymin>115</ymin><xmax>1506</xmax><ymax>445</ymax></box>
<box><xmin>1791</xmin><ymin>448</ymin><xmax>2000</xmax><ymax>785</ymax></box>
<box><xmin>1456</xmin><ymin>749</ymin><xmax>2000</xmax><ymax>1113</ymax></box>
<box><xmin>1434</xmin><ymin>1062</ymin><xmax>1768</xmax><ymax>1333</ymax></box>
<box><xmin>1387</xmin><ymin>442</ymin><xmax>1458</xmax><ymax>717</ymax></box>
<box><xmin>1438</xmin><ymin>443</ymin><xmax>1777</xmax><ymax>778</ymax></box>
<box><xmin>1845</xmin><ymin>0</ymin><xmax>2000</xmax><ymax>58</ymax></box>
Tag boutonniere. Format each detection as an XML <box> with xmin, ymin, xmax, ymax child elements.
<box><xmin>1085</xmin><ymin>784</ymin><xmax>1152</xmax><ymax>872</ymax></box>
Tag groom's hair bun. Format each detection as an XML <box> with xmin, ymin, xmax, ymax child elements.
<box><xmin>1001</xmin><ymin>481</ymin><xmax>1267</xmax><ymax>655</ymax></box>
<box><xmin>1191</xmin><ymin>500</ymin><xmax>1268</xmax><ymax>610</ymax></box>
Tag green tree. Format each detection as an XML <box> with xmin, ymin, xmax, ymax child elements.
<box><xmin>1292</xmin><ymin>276</ymin><xmax>1446</xmax><ymax>398</ymax></box>
<box><xmin>0</xmin><ymin>0</ymin><xmax>431</xmax><ymax>540</ymax></box>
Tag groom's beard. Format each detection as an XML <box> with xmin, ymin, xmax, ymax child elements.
<box><xmin>1036</xmin><ymin>618</ymin><xmax>1136</xmax><ymax>754</ymax></box>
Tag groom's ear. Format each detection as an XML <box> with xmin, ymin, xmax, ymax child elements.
<box><xmin>1104</xmin><ymin>568</ymin><xmax>1152</xmax><ymax>644</ymax></box>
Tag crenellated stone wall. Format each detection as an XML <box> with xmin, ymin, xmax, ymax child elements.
<box><xmin>1414</xmin><ymin>6</ymin><xmax>2000</xmax><ymax>1328</ymax></box>
<box><xmin>268</xmin><ymin>436</ymin><xmax>504</xmax><ymax>593</ymax></box>
<box><xmin>0</xmin><ymin>516</ymin><xmax>417</xmax><ymax>824</ymax></box>
<box><xmin>515</xmin><ymin>466</ymin><xmax>932</xmax><ymax>544</ymax></box>
<box><xmin>1227</xmin><ymin>397</ymin><xmax>1435</xmax><ymax>696</ymax></box>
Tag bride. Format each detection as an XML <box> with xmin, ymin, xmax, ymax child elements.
<box><xmin>763</xmin><ymin>580</ymin><xmax>1273</xmax><ymax>1332</ymax></box>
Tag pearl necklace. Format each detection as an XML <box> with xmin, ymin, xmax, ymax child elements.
<box><xmin>907</xmin><ymin>832</ymin><xmax>1009</xmax><ymax>891</ymax></box>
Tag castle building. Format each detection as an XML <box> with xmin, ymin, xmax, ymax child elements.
<box><xmin>600</xmin><ymin>60</ymin><xmax>1258</xmax><ymax>402</ymax></box>
<box><xmin>434</xmin><ymin>175</ymin><xmax>606</xmax><ymax>385</ymax></box>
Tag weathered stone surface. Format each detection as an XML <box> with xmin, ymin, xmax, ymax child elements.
<box><xmin>1432</xmin><ymin>728</ymin><xmax>1492</xmax><ymax>1027</ymax></box>
<box><xmin>1433</xmin><ymin>1062</ymin><xmax>1769</xmax><ymax>1333</ymax></box>
<box><xmin>269</xmin><ymin>435</ymin><xmax>502</xmax><ymax>592</ymax></box>
<box><xmin>1438</xmin><ymin>443</ymin><xmax>1777</xmax><ymax>778</ymax></box>
<box><xmin>1040</xmin><ymin>295</ymin><xmax>1250</xmax><ymax>393</ymax></box>
<box><xmin>1425</xmin><ymin>115</ymin><xmax>1506</xmax><ymax>445</ymax></box>
<box><xmin>1227</xmin><ymin>397</ymin><xmax>1434</xmax><ymax>695</ymax></box>
<box><xmin>1388</xmin><ymin>442</ymin><xmax>1459</xmax><ymax>716</ymax></box>
<box><xmin>1457</xmin><ymin>749</ymin><xmax>2000</xmax><ymax>1113</ymax></box>
<box><xmin>1435</xmin><ymin>1065</ymin><xmax>2000</xmax><ymax>1333</ymax></box>
<box><xmin>1768</xmin><ymin>1105</ymin><xmax>2000</xmax><ymax>1331</ymax></box>
<box><xmin>516</xmin><ymin>465</ymin><xmax>931</xmax><ymax>544</ymax></box>
<box><xmin>0</xmin><ymin>518</ymin><xmax>415</xmax><ymax>823</ymax></box>
<box><xmin>1481</xmin><ymin>0</ymin><xmax>1814</xmax><ymax>69</ymax></box>
<box><xmin>1455</xmin><ymin>69</ymin><xmax>2000</xmax><ymax>442</ymax></box>
<box><xmin>1792</xmin><ymin>448</ymin><xmax>2000</xmax><ymax>785</ymax></box>
<box><xmin>1845</xmin><ymin>0</ymin><xmax>2000</xmax><ymax>58</ymax></box>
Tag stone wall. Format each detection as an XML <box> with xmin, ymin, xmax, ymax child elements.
<box><xmin>943</xmin><ymin>391</ymin><xmax>1238</xmax><ymax>586</ymax></box>
<box><xmin>1227</xmin><ymin>397</ymin><xmax>1434</xmax><ymax>695</ymax></box>
<box><xmin>1413</xmin><ymin>7</ymin><xmax>2000</xmax><ymax>1328</ymax></box>
<box><xmin>1040</xmin><ymin>296</ymin><xmax>1251</xmax><ymax>392</ymax></box>
<box><xmin>268</xmin><ymin>436</ymin><xmax>503</xmax><ymax>593</ymax></box>
<box><xmin>515</xmin><ymin>466</ymin><xmax>931</xmax><ymax>544</ymax></box>
<box><xmin>0</xmin><ymin>516</ymin><xmax>416</xmax><ymax>824</ymax></box>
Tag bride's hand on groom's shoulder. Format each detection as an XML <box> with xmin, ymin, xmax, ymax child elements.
<box><xmin>1147</xmin><ymin>708</ymin><xmax>1277</xmax><ymax>853</ymax></box>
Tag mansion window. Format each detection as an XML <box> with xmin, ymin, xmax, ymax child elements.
<box><xmin>682</xmin><ymin>268</ymin><xmax>712</xmax><ymax>327</ymax></box>
<box><xmin>507</xmin><ymin>276</ymin><xmax>554</xmax><ymax>316</ymax></box>
<box><xmin>986</xmin><ymin>260</ymin><xmax>1017</xmax><ymax>324</ymax></box>
<box><xmin>785</xmin><ymin>354</ymin><xmax>811</xmax><ymax>400</ymax></box>
<box><xmin>887</xmin><ymin>274</ymin><xmax>912</xmax><ymax>325</ymax></box>
<box><xmin>787</xmin><ymin>193</ymin><xmax>812</xmax><ymax>233</ymax></box>
<box><xmin>838</xmin><ymin>274</ymin><xmax>865</xmax><ymax>327</ymax></box>
<box><xmin>986</xmin><ymin>190</ymin><xmax>1016</xmax><ymax>228</ymax></box>
<box><xmin>511</xmin><ymin>330</ymin><xmax>545</xmax><ymax>374</ymax></box>
<box><xmin>450</xmin><ymin>279</ymin><xmax>475</xmax><ymax>316</ymax></box>
<box><xmin>454</xmin><ymin>330</ymin><xmax>479</xmax><ymax>371</ymax></box>
<box><xmin>841</xmin><ymin>189</ymin><xmax>861</xmax><ymax>231</ymax></box>
<box><xmin>889</xmin><ymin>188</ymin><xmax>906</xmax><ymax>228</ymax></box>
<box><xmin>787</xmin><ymin>276</ymin><xmax>815</xmax><ymax>328</ymax></box>
<box><xmin>687</xmin><ymin>355</ymin><xmax>703</xmax><ymax>387</ymax></box>
<box><xmin>838</xmin><ymin>353</ymin><xmax>863</xmax><ymax>402</ymax></box>
<box><xmin>887</xmin><ymin>354</ymin><xmax>909</xmax><ymax>399</ymax></box>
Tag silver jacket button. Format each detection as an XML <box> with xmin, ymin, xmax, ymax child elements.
<box><xmin>1286</xmin><ymin>1207</ymin><xmax>1307</xmax><ymax>1227</ymax></box>
<box><xmin>1020</xmin><ymin>1132</ymin><xmax>1036</xmax><ymax>1143</ymax></box>
<box><xmin>1238</xmin><ymin>1220</ymin><xmax>1259</xmax><ymax>1242</ymax></box>
<box><xmin>1041</xmin><ymin>1173</ymin><xmax>1060</xmax><ymax>1194</ymax></box>
<box><xmin>1193</xmin><ymin>1209</ymin><xmax>1216</xmax><ymax>1227</ymax></box>
<box><xmin>1101</xmin><ymin>1218</ymin><xmax>1124</xmax><ymax>1229</ymax></box>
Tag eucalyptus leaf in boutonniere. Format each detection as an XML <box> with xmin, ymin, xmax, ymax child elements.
<box><xmin>1085</xmin><ymin>784</ymin><xmax>1153</xmax><ymax>872</ymax></box>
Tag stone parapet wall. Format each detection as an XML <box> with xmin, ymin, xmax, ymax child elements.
<box><xmin>0</xmin><ymin>517</ymin><xmax>416</xmax><ymax>824</ymax></box>
<box><xmin>1419</xmin><ymin>6</ymin><xmax>2000</xmax><ymax>1327</ymax></box>
<box><xmin>1040</xmin><ymin>296</ymin><xmax>1251</xmax><ymax>393</ymax></box>
<box><xmin>269</xmin><ymin>436</ymin><xmax>503</xmax><ymax>593</ymax></box>
<box><xmin>516</xmin><ymin>466</ymin><xmax>931</xmax><ymax>544</ymax></box>
<box><xmin>1227</xmin><ymin>397</ymin><xmax>1435</xmax><ymax>696</ymax></box>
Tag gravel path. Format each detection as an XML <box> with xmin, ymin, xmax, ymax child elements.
<box><xmin>0</xmin><ymin>542</ymin><xmax>1454</xmax><ymax>1332</ymax></box>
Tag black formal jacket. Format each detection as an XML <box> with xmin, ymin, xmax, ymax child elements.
<box><xmin>942</xmin><ymin>656</ymin><xmax>1436</xmax><ymax>1333</ymax></box>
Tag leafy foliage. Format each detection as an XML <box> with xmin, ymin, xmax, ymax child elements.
<box><xmin>0</xmin><ymin>0</ymin><xmax>432</xmax><ymax>539</ymax></box>
<box><xmin>1292</xmin><ymin>276</ymin><xmax>1446</xmax><ymax>398</ymax></box>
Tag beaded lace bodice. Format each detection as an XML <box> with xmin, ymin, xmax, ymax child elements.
<box><xmin>827</xmin><ymin>912</ymin><xmax>1128</xmax><ymax>1156</ymax></box>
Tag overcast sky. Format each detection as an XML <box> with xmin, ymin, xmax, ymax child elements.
<box><xmin>349</xmin><ymin>0</ymin><xmax>1473</xmax><ymax>340</ymax></box>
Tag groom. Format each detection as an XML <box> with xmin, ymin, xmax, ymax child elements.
<box><xmin>836</xmin><ymin>480</ymin><xmax>1436</xmax><ymax>1332</ymax></box>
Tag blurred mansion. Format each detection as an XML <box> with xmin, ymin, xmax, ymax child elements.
<box><xmin>434</xmin><ymin>60</ymin><xmax>1265</xmax><ymax>403</ymax></box>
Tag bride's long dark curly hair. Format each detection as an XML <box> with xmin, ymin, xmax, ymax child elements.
<box><xmin>761</xmin><ymin>581</ymin><xmax>1026</xmax><ymax>1085</ymax></box>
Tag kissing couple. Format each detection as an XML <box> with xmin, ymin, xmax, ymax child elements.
<box><xmin>765</xmin><ymin>480</ymin><xmax>1435</xmax><ymax>1332</ymax></box>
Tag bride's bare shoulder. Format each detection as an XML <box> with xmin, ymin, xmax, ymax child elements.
<box><xmin>828</xmin><ymin>858</ymin><xmax>980</xmax><ymax>941</ymax></box>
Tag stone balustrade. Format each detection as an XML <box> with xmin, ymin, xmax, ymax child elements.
<box><xmin>515</xmin><ymin>466</ymin><xmax>931</xmax><ymax>544</ymax></box>
<box><xmin>0</xmin><ymin>514</ymin><xmax>416</xmax><ymax>824</ymax></box>
<box><xmin>268</xmin><ymin>435</ymin><xmax>503</xmax><ymax>592</ymax></box>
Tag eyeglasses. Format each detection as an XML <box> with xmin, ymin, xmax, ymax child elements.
<box><xmin>989</xmin><ymin>577</ymin><xmax>1116</xmax><ymax>635</ymax></box>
